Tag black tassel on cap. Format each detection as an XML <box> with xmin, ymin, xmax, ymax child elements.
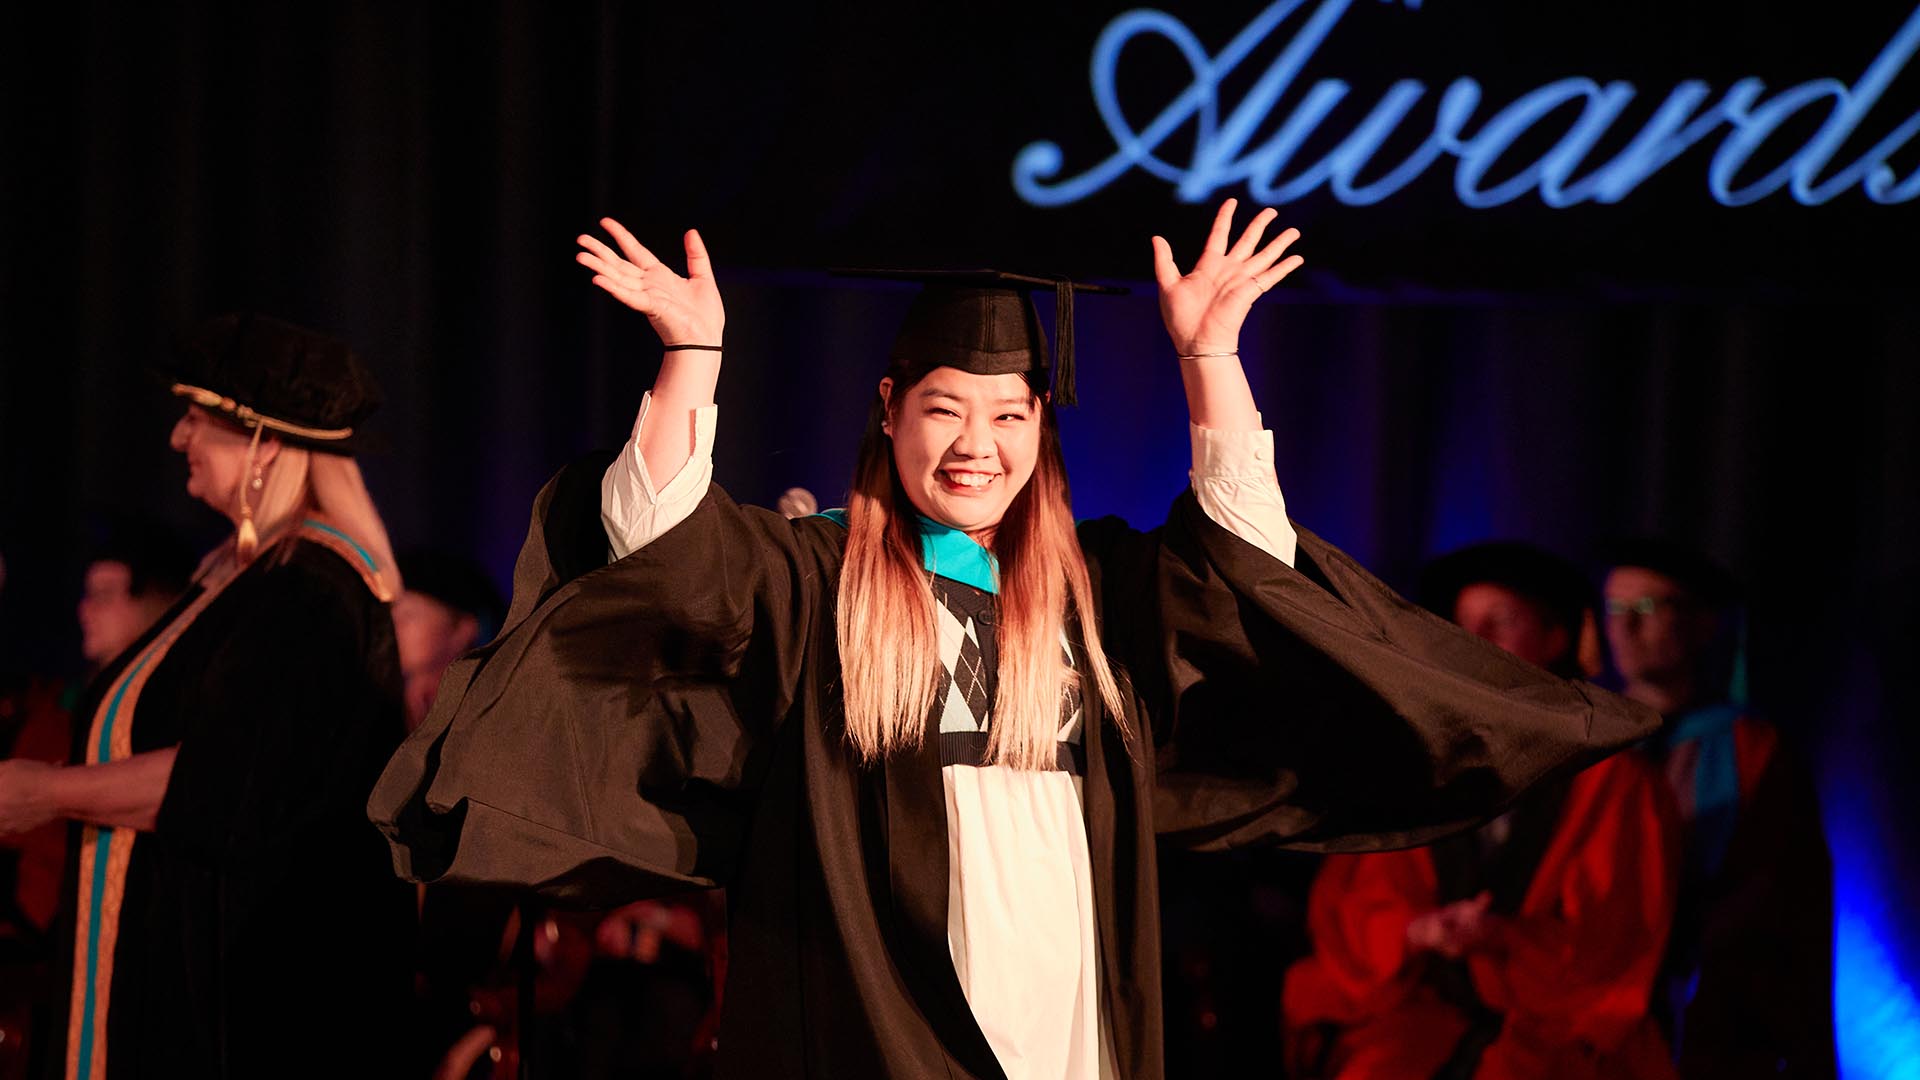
<box><xmin>1052</xmin><ymin>280</ymin><xmax>1076</xmax><ymax>407</ymax></box>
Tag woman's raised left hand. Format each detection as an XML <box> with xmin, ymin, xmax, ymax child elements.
<box><xmin>1151</xmin><ymin>198</ymin><xmax>1303</xmax><ymax>356</ymax></box>
<box><xmin>576</xmin><ymin>218</ymin><xmax>725</xmax><ymax>349</ymax></box>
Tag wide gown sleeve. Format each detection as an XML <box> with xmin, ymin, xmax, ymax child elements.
<box><xmin>368</xmin><ymin>454</ymin><xmax>843</xmax><ymax>907</ymax></box>
<box><xmin>1076</xmin><ymin>492</ymin><xmax>1660</xmax><ymax>853</ymax></box>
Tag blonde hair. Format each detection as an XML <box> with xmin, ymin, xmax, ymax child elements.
<box><xmin>247</xmin><ymin>440</ymin><xmax>310</xmax><ymax>546</ymax></box>
<box><xmin>835</xmin><ymin>372</ymin><xmax>1128</xmax><ymax>769</ymax></box>
<box><xmin>238</xmin><ymin>439</ymin><xmax>403</xmax><ymax>595</ymax></box>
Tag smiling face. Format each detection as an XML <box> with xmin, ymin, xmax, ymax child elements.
<box><xmin>880</xmin><ymin>367</ymin><xmax>1042</xmax><ymax>543</ymax></box>
<box><xmin>168</xmin><ymin>404</ymin><xmax>279</xmax><ymax>519</ymax></box>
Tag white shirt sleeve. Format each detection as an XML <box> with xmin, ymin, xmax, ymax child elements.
<box><xmin>1189</xmin><ymin>417</ymin><xmax>1298</xmax><ymax>567</ymax></box>
<box><xmin>600</xmin><ymin>392</ymin><xmax>720</xmax><ymax>561</ymax></box>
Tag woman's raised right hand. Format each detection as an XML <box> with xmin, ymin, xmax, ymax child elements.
<box><xmin>576</xmin><ymin>218</ymin><xmax>725</xmax><ymax>348</ymax></box>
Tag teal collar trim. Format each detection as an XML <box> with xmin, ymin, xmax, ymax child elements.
<box><xmin>301</xmin><ymin>518</ymin><xmax>379</xmax><ymax>572</ymax></box>
<box><xmin>916</xmin><ymin>516</ymin><xmax>998</xmax><ymax>594</ymax></box>
<box><xmin>813</xmin><ymin>509</ymin><xmax>999</xmax><ymax>594</ymax></box>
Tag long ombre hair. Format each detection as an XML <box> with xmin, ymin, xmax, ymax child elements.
<box><xmin>835</xmin><ymin>369</ymin><xmax>1128</xmax><ymax>769</ymax></box>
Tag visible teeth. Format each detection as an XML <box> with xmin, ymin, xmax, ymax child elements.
<box><xmin>945</xmin><ymin>471</ymin><xmax>993</xmax><ymax>488</ymax></box>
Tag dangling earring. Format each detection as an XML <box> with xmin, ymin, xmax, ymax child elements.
<box><xmin>236</xmin><ymin>425</ymin><xmax>265</xmax><ymax>560</ymax></box>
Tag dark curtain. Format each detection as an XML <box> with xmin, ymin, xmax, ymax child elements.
<box><xmin>3</xmin><ymin>3</ymin><xmax>1915</xmax><ymax>1074</ymax></box>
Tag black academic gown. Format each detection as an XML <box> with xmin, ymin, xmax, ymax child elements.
<box><xmin>42</xmin><ymin>538</ymin><xmax>416</xmax><ymax>1080</ymax></box>
<box><xmin>369</xmin><ymin>456</ymin><xmax>1657</xmax><ymax>1080</ymax></box>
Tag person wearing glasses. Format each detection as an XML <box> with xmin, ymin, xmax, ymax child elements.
<box><xmin>1603</xmin><ymin>541</ymin><xmax>1834</xmax><ymax>1079</ymax></box>
<box><xmin>1286</xmin><ymin>543</ymin><xmax>1682</xmax><ymax>1080</ymax></box>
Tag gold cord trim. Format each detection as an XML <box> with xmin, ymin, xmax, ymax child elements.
<box><xmin>171</xmin><ymin>382</ymin><xmax>354</xmax><ymax>441</ymax></box>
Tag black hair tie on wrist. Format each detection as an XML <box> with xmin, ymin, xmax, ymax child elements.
<box><xmin>662</xmin><ymin>343</ymin><xmax>723</xmax><ymax>351</ymax></box>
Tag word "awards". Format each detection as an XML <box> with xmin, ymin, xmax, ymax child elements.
<box><xmin>1012</xmin><ymin>0</ymin><xmax>1920</xmax><ymax>209</ymax></box>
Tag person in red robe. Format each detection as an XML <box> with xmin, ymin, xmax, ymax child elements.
<box><xmin>1285</xmin><ymin>542</ymin><xmax>1681</xmax><ymax>1080</ymax></box>
<box><xmin>1602</xmin><ymin>540</ymin><xmax>1834</xmax><ymax>1078</ymax></box>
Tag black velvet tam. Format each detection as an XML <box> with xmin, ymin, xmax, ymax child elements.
<box><xmin>167</xmin><ymin>313</ymin><xmax>382</xmax><ymax>454</ymax></box>
<box><xmin>834</xmin><ymin>269</ymin><xmax>1126</xmax><ymax>407</ymax></box>
<box><xmin>1419</xmin><ymin>541</ymin><xmax>1595</xmax><ymax>636</ymax></box>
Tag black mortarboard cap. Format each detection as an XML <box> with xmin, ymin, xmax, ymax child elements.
<box><xmin>164</xmin><ymin>313</ymin><xmax>383</xmax><ymax>454</ymax></box>
<box><xmin>1419</xmin><ymin>541</ymin><xmax>1594</xmax><ymax>636</ymax></box>
<box><xmin>833</xmin><ymin>269</ymin><xmax>1126</xmax><ymax>407</ymax></box>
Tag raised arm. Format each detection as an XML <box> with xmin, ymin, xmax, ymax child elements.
<box><xmin>576</xmin><ymin>218</ymin><xmax>726</xmax><ymax>487</ymax></box>
<box><xmin>1151</xmin><ymin>198</ymin><xmax>1303</xmax><ymax>431</ymax></box>
<box><xmin>1149</xmin><ymin>199</ymin><xmax>1304</xmax><ymax>565</ymax></box>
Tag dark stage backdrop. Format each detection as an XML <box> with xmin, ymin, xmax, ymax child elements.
<box><xmin>3</xmin><ymin>2</ymin><xmax>1917</xmax><ymax>1074</ymax></box>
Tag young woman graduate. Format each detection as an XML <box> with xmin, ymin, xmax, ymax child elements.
<box><xmin>369</xmin><ymin>201</ymin><xmax>1660</xmax><ymax>1079</ymax></box>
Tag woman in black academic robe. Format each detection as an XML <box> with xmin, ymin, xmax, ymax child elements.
<box><xmin>0</xmin><ymin>315</ymin><xmax>416</xmax><ymax>1080</ymax></box>
<box><xmin>371</xmin><ymin>203</ymin><xmax>1659</xmax><ymax>1079</ymax></box>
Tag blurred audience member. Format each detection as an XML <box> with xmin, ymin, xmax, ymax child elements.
<box><xmin>1604</xmin><ymin>540</ymin><xmax>1835</xmax><ymax>1078</ymax></box>
<box><xmin>1285</xmin><ymin>542</ymin><xmax>1680</xmax><ymax>1080</ymax></box>
<box><xmin>393</xmin><ymin>550</ymin><xmax>505</xmax><ymax>731</ymax></box>
<box><xmin>76</xmin><ymin>523</ymin><xmax>197</xmax><ymax>672</ymax></box>
<box><xmin>0</xmin><ymin>523</ymin><xmax>193</xmax><ymax>1080</ymax></box>
<box><xmin>8</xmin><ymin>521</ymin><xmax>194</xmax><ymax>931</ymax></box>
